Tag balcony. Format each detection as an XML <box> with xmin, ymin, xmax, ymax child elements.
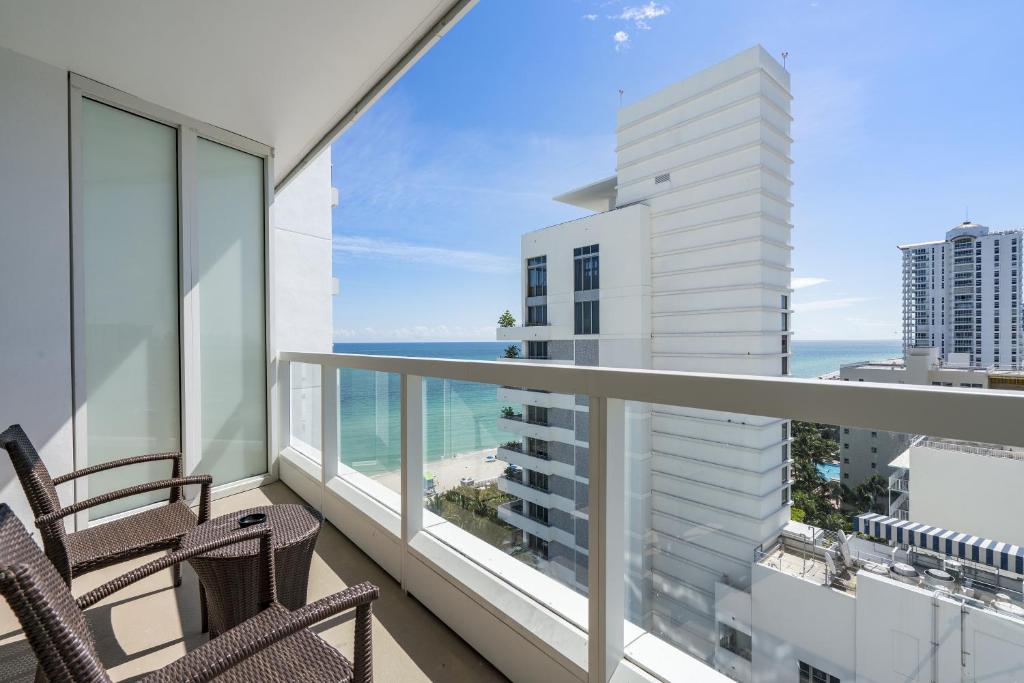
<box><xmin>496</xmin><ymin>324</ymin><xmax>573</xmax><ymax>342</ymax></box>
<box><xmin>497</xmin><ymin>385</ymin><xmax>577</xmax><ymax>410</ymax></box>
<box><xmin>497</xmin><ymin>414</ymin><xmax>576</xmax><ymax>442</ymax></box>
<box><xmin>498</xmin><ymin>444</ymin><xmax>576</xmax><ymax>479</ymax></box>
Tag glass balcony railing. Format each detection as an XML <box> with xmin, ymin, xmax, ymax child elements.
<box><xmin>276</xmin><ymin>350</ymin><xmax>1024</xmax><ymax>682</ymax></box>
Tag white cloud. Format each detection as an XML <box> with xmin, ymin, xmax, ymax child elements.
<box><xmin>613</xmin><ymin>30</ymin><xmax>630</xmax><ymax>51</ymax></box>
<box><xmin>792</xmin><ymin>276</ymin><xmax>829</xmax><ymax>290</ymax></box>
<box><xmin>582</xmin><ymin>13</ymin><xmax>598</xmax><ymax>21</ymax></box>
<box><xmin>334</xmin><ymin>324</ymin><xmax>495</xmax><ymax>343</ymax></box>
<box><xmin>793</xmin><ymin>297</ymin><xmax>870</xmax><ymax>313</ymax></box>
<box><xmin>614</xmin><ymin>2</ymin><xmax>669</xmax><ymax>29</ymax></box>
<box><xmin>333</xmin><ymin>235</ymin><xmax>516</xmax><ymax>274</ymax></box>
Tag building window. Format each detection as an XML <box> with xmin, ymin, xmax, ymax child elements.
<box><xmin>526</xmin><ymin>341</ymin><xmax>548</xmax><ymax>359</ymax></box>
<box><xmin>844</xmin><ymin>473</ymin><xmax>849</xmax><ymax>479</ymax></box>
<box><xmin>526</xmin><ymin>405</ymin><xmax>548</xmax><ymax>425</ymax></box>
<box><xmin>781</xmin><ymin>294</ymin><xmax>789</xmax><ymax>310</ymax></box>
<box><xmin>719</xmin><ymin>623</ymin><xmax>752</xmax><ymax>660</ymax></box>
<box><xmin>526</xmin><ymin>304</ymin><xmax>547</xmax><ymax>326</ymax></box>
<box><xmin>843</xmin><ymin>428</ymin><xmax>850</xmax><ymax>434</ymax></box>
<box><xmin>526</xmin><ymin>255</ymin><xmax>547</xmax><ymax>297</ymax></box>
<box><xmin>871</xmin><ymin>462</ymin><xmax>877</xmax><ymax>468</ymax></box>
<box><xmin>782</xmin><ymin>487</ymin><xmax>790</xmax><ymax>506</ymax></box>
<box><xmin>799</xmin><ymin>661</ymin><xmax>840</xmax><ymax>683</ymax></box>
<box><xmin>575</xmin><ymin>300</ymin><xmax>600</xmax><ymax>334</ymax></box>
<box><xmin>843</xmin><ymin>457</ymin><xmax>849</xmax><ymax>464</ymax></box>
<box><xmin>871</xmin><ymin>447</ymin><xmax>878</xmax><ymax>453</ymax></box>
<box><xmin>527</xmin><ymin>502</ymin><xmax>549</xmax><ymax>524</ymax></box>
<box><xmin>871</xmin><ymin>431</ymin><xmax>877</xmax><ymax>437</ymax></box>
<box><xmin>843</xmin><ymin>443</ymin><xmax>849</xmax><ymax>449</ymax></box>
<box><xmin>782</xmin><ymin>356</ymin><xmax>789</xmax><ymax>375</ymax></box>
<box><xmin>574</xmin><ymin>244</ymin><xmax>600</xmax><ymax>291</ymax></box>
<box><xmin>528</xmin><ymin>469</ymin><xmax>550</xmax><ymax>491</ymax></box>
<box><xmin>527</xmin><ymin>534</ymin><xmax>549</xmax><ymax>559</ymax></box>
<box><xmin>781</xmin><ymin>422</ymin><xmax>789</xmax><ymax>440</ymax></box>
<box><xmin>526</xmin><ymin>437</ymin><xmax>548</xmax><ymax>458</ymax></box>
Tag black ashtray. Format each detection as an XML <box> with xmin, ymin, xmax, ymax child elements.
<box><xmin>238</xmin><ymin>513</ymin><xmax>267</xmax><ymax>528</ymax></box>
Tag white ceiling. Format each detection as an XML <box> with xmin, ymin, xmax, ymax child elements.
<box><xmin>0</xmin><ymin>0</ymin><xmax>467</xmax><ymax>187</ymax></box>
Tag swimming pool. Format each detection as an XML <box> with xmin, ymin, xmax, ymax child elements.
<box><xmin>816</xmin><ymin>462</ymin><xmax>840</xmax><ymax>481</ymax></box>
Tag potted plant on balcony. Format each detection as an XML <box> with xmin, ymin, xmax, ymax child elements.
<box><xmin>500</xmin><ymin>406</ymin><xmax>517</xmax><ymax>419</ymax></box>
<box><xmin>498</xmin><ymin>310</ymin><xmax>516</xmax><ymax>327</ymax></box>
<box><xmin>503</xmin><ymin>344</ymin><xmax>520</xmax><ymax>359</ymax></box>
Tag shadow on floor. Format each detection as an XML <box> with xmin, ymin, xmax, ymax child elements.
<box><xmin>259</xmin><ymin>483</ymin><xmax>508</xmax><ymax>682</ymax></box>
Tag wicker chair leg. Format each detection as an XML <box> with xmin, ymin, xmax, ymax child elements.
<box><xmin>200</xmin><ymin>583</ymin><xmax>209</xmax><ymax>634</ymax></box>
<box><xmin>172</xmin><ymin>561</ymin><xmax>182</xmax><ymax>588</ymax></box>
<box><xmin>353</xmin><ymin>602</ymin><xmax>374</xmax><ymax>683</ymax></box>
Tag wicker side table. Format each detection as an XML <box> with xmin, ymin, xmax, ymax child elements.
<box><xmin>182</xmin><ymin>503</ymin><xmax>323</xmax><ymax>637</ymax></box>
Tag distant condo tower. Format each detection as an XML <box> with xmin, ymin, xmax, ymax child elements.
<box><xmin>900</xmin><ymin>222</ymin><xmax>1024</xmax><ymax>369</ymax></box>
<box><xmin>496</xmin><ymin>45</ymin><xmax>793</xmax><ymax>671</ymax></box>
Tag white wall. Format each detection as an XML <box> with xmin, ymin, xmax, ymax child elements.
<box><xmin>749</xmin><ymin>563</ymin><xmax>856</xmax><ymax>683</ymax></box>
<box><xmin>272</xmin><ymin>148</ymin><xmax>334</xmax><ymax>451</ymax></box>
<box><xmin>910</xmin><ymin>444</ymin><xmax>1024</xmax><ymax>546</ymax></box>
<box><xmin>0</xmin><ymin>46</ymin><xmax>74</xmax><ymax>531</ymax></box>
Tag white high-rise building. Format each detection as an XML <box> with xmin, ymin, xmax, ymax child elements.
<box><xmin>900</xmin><ymin>222</ymin><xmax>1024</xmax><ymax>369</ymax></box>
<box><xmin>496</xmin><ymin>45</ymin><xmax>793</xmax><ymax>668</ymax></box>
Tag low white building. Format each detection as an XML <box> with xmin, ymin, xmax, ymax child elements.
<box><xmin>888</xmin><ymin>438</ymin><xmax>1024</xmax><ymax>547</ymax></box>
<box><xmin>837</xmin><ymin>346</ymin><xmax>1024</xmax><ymax>489</ymax></box>
<box><xmin>730</xmin><ymin>518</ymin><xmax>1024</xmax><ymax>683</ymax></box>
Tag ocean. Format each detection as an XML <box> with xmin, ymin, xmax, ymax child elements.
<box><xmin>333</xmin><ymin>339</ymin><xmax>902</xmax><ymax>475</ymax></box>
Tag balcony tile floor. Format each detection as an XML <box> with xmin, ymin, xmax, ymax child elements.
<box><xmin>0</xmin><ymin>482</ymin><xmax>507</xmax><ymax>682</ymax></box>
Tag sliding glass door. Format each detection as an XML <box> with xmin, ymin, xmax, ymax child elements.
<box><xmin>73</xmin><ymin>82</ymin><xmax>270</xmax><ymax>522</ymax></box>
<box><xmin>195</xmin><ymin>139</ymin><xmax>267</xmax><ymax>483</ymax></box>
<box><xmin>79</xmin><ymin>99</ymin><xmax>181</xmax><ymax>518</ymax></box>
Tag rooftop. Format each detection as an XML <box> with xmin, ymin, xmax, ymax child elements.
<box><xmin>758</xmin><ymin>524</ymin><xmax>1024</xmax><ymax>620</ymax></box>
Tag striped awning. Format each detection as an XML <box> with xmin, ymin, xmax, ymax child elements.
<box><xmin>854</xmin><ymin>513</ymin><xmax>1024</xmax><ymax>574</ymax></box>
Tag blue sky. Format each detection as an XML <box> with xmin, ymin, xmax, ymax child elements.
<box><xmin>330</xmin><ymin>1</ymin><xmax>1024</xmax><ymax>342</ymax></box>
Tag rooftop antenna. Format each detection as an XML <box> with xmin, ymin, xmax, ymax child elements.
<box><xmin>781</xmin><ymin>51</ymin><xmax>789</xmax><ymax>68</ymax></box>
<box><xmin>618</xmin><ymin>89</ymin><xmax>624</xmax><ymax>107</ymax></box>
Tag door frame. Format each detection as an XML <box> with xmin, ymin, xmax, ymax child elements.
<box><xmin>68</xmin><ymin>74</ymin><xmax>276</xmax><ymax>529</ymax></box>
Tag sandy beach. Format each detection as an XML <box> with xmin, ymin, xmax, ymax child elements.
<box><xmin>371</xmin><ymin>447</ymin><xmax>508</xmax><ymax>493</ymax></box>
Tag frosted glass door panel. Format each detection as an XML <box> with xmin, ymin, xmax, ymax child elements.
<box><xmin>196</xmin><ymin>139</ymin><xmax>267</xmax><ymax>483</ymax></box>
<box><xmin>80</xmin><ymin>99</ymin><xmax>181</xmax><ymax>519</ymax></box>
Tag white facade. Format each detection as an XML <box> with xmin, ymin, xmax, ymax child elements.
<box><xmin>901</xmin><ymin>222</ymin><xmax>1024</xmax><ymax>369</ymax></box>
<box><xmin>497</xmin><ymin>45</ymin><xmax>793</xmax><ymax>668</ymax></box>
<box><xmin>747</xmin><ymin>524</ymin><xmax>1024</xmax><ymax>683</ymax></box>
<box><xmin>905</xmin><ymin>441</ymin><xmax>1024</xmax><ymax>547</ymax></box>
<box><xmin>837</xmin><ymin>347</ymin><xmax>1024</xmax><ymax>489</ymax></box>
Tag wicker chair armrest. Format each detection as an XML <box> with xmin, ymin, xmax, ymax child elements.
<box><xmin>77</xmin><ymin>525</ymin><xmax>273</xmax><ymax>610</ymax></box>
<box><xmin>140</xmin><ymin>582</ymin><xmax>380</xmax><ymax>683</ymax></box>
<box><xmin>52</xmin><ymin>451</ymin><xmax>183</xmax><ymax>484</ymax></box>
<box><xmin>36</xmin><ymin>475</ymin><xmax>212</xmax><ymax>527</ymax></box>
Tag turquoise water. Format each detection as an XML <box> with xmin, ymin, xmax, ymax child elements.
<box><xmin>333</xmin><ymin>339</ymin><xmax>903</xmax><ymax>474</ymax></box>
<box><xmin>816</xmin><ymin>462</ymin><xmax>840</xmax><ymax>481</ymax></box>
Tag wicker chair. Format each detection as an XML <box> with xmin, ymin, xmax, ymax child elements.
<box><xmin>0</xmin><ymin>503</ymin><xmax>380</xmax><ymax>682</ymax></box>
<box><xmin>0</xmin><ymin>424</ymin><xmax>212</xmax><ymax>588</ymax></box>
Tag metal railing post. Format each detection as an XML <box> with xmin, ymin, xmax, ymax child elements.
<box><xmin>401</xmin><ymin>374</ymin><xmax>425</xmax><ymax>593</ymax></box>
<box><xmin>320</xmin><ymin>364</ymin><xmax>339</xmax><ymax>513</ymax></box>
<box><xmin>588</xmin><ymin>396</ymin><xmax>625</xmax><ymax>682</ymax></box>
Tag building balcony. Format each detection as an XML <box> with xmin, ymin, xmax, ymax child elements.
<box><xmin>498</xmin><ymin>474</ymin><xmax>576</xmax><ymax>514</ymax></box>
<box><xmin>497</xmin><ymin>415</ymin><xmax>576</xmax><ymax>443</ymax></box>
<box><xmin>497</xmin><ymin>501</ymin><xmax>576</xmax><ymax>547</ymax></box>
<box><xmin>497</xmin><ymin>385</ymin><xmax>577</xmax><ymax>410</ymax></box>
<box><xmin>496</xmin><ymin>324</ymin><xmax>573</xmax><ymax>342</ymax></box>
<box><xmin>498</xmin><ymin>444</ymin><xmax>576</xmax><ymax>479</ymax></box>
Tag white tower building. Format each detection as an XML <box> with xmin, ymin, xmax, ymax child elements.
<box><xmin>496</xmin><ymin>45</ymin><xmax>793</xmax><ymax>668</ymax></box>
<box><xmin>900</xmin><ymin>222</ymin><xmax>1024</xmax><ymax>369</ymax></box>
